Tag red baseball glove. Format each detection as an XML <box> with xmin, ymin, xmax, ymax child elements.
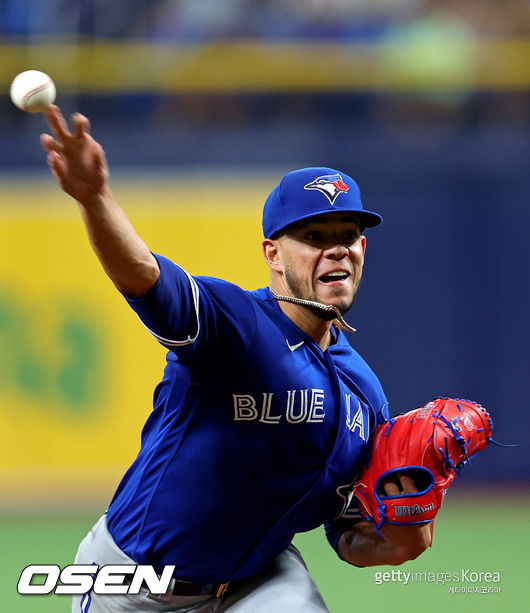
<box><xmin>353</xmin><ymin>398</ymin><xmax>493</xmax><ymax>529</ymax></box>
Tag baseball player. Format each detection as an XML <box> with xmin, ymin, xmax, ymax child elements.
<box><xmin>40</xmin><ymin>105</ymin><xmax>431</xmax><ymax>613</ymax></box>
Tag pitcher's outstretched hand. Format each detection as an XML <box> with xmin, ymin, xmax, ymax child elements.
<box><xmin>41</xmin><ymin>105</ymin><xmax>109</xmax><ymax>205</ymax></box>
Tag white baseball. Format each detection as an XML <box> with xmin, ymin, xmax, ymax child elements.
<box><xmin>10</xmin><ymin>70</ymin><xmax>56</xmax><ymax>113</ymax></box>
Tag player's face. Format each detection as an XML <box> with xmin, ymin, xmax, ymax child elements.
<box><xmin>277</xmin><ymin>213</ymin><xmax>366</xmax><ymax>315</ymax></box>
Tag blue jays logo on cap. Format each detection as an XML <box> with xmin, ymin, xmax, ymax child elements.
<box><xmin>304</xmin><ymin>174</ymin><xmax>349</xmax><ymax>205</ymax></box>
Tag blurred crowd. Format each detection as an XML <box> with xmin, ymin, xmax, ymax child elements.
<box><xmin>1</xmin><ymin>0</ymin><xmax>527</xmax><ymax>167</ymax></box>
<box><xmin>1</xmin><ymin>0</ymin><xmax>529</xmax><ymax>40</ymax></box>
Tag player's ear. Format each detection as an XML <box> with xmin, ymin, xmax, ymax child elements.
<box><xmin>361</xmin><ymin>235</ymin><xmax>366</xmax><ymax>255</ymax></box>
<box><xmin>262</xmin><ymin>238</ymin><xmax>283</xmax><ymax>272</ymax></box>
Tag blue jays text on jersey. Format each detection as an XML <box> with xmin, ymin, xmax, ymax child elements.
<box><xmin>106</xmin><ymin>254</ymin><xmax>389</xmax><ymax>584</ymax></box>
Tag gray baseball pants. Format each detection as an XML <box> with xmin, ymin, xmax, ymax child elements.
<box><xmin>72</xmin><ymin>515</ymin><xmax>329</xmax><ymax>612</ymax></box>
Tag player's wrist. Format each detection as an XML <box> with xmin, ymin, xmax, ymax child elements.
<box><xmin>76</xmin><ymin>183</ymin><xmax>114</xmax><ymax>211</ymax></box>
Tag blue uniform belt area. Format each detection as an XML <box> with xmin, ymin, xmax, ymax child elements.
<box><xmin>122</xmin><ymin>573</ymin><xmax>239</xmax><ymax>598</ymax></box>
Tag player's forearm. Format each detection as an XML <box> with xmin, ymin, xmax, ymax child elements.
<box><xmin>338</xmin><ymin>521</ymin><xmax>429</xmax><ymax>567</ymax></box>
<box><xmin>77</xmin><ymin>186</ymin><xmax>159</xmax><ymax>297</ymax></box>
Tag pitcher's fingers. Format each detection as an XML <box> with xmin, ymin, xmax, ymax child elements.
<box><xmin>45</xmin><ymin>104</ymin><xmax>71</xmax><ymax>141</ymax></box>
<box><xmin>397</xmin><ymin>473</ymin><xmax>418</xmax><ymax>494</ymax></box>
<box><xmin>40</xmin><ymin>133</ymin><xmax>63</xmax><ymax>153</ymax></box>
<box><xmin>381</xmin><ymin>477</ymin><xmax>400</xmax><ymax>496</ymax></box>
<box><xmin>72</xmin><ymin>113</ymin><xmax>90</xmax><ymax>138</ymax></box>
<box><xmin>47</xmin><ymin>151</ymin><xmax>66</xmax><ymax>180</ymax></box>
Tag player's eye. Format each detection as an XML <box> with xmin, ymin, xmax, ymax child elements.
<box><xmin>305</xmin><ymin>230</ymin><xmax>322</xmax><ymax>241</ymax></box>
<box><xmin>344</xmin><ymin>230</ymin><xmax>360</xmax><ymax>244</ymax></box>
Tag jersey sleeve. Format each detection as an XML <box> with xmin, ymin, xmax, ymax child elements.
<box><xmin>324</xmin><ymin>498</ymin><xmax>364</xmax><ymax>564</ymax></box>
<box><xmin>125</xmin><ymin>253</ymin><xmax>201</xmax><ymax>348</ymax></box>
<box><xmin>377</xmin><ymin>401</ymin><xmax>390</xmax><ymax>427</ymax></box>
<box><xmin>124</xmin><ymin>253</ymin><xmax>257</xmax><ymax>353</ymax></box>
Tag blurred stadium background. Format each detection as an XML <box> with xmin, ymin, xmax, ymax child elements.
<box><xmin>0</xmin><ymin>1</ymin><xmax>529</xmax><ymax>611</ymax></box>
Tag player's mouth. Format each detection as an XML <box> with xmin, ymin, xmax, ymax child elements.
<box><xmin>317</xmin><ymin>270</ymin><xmax>351</xmax><ymax>286</ymax></box>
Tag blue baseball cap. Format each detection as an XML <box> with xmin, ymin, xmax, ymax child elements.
<box><xmin>262</xmin><ymin>167</ymin><xmax>382</xmax><ymax>238</ymax></box>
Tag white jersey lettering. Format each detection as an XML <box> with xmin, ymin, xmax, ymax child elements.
<box><xmin>233</xmin><ymin>394</ymin><xmax>259</xmax><ymax>420</ymax></box>
<box><xmin>307</xmin><ymin>388</ymin><xmax>326</xmax><ymax>422</ymax></box>
<box><xmin>259</xmin><ymin>393</ymin><xmax>281</xmax><ymax>424</ymax></box>
<box><xmin>233</xmin><ymin>389</ymin><xmax>326</xmax><ymax>424</ymax></box>
<box><xmin>346</xmin><ymin>395</ymin><xmax>367</xmax><ymax>440</ymax></box>
<box><xmin>286</xmin><ymin>389</ymin><xmax>308</xmax><ymax>423</ymax></box>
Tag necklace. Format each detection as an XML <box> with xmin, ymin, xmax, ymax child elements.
<box><xmin>269</xmin><ymin>288</ymin><xmax>357</xmax><ymax>333</ymax></box>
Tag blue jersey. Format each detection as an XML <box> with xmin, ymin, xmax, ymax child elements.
<box><xmin>106</xmin><ymin>254</ymin><xmax>389</xmax><ymax>583</ymax></box>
